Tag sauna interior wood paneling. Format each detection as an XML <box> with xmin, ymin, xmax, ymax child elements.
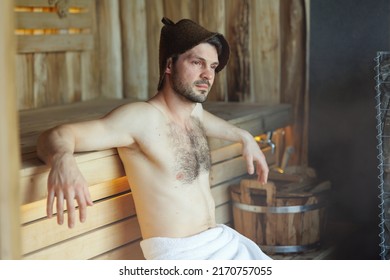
<box><xmin>0</xmin><ymin>0</ymin><xmax>20</xmax><ymax>260</ymax></box>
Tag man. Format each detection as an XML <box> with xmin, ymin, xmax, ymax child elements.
<box><xmin>37</xmin><ymin>17</ymin><xmax>271</xmax><ymax>260</ymax></box>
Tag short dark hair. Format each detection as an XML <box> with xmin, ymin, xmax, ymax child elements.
<box><xmin>205</xmin><ymin>35</ymin><xmax>223</xmax><ymax>56</ymax></box>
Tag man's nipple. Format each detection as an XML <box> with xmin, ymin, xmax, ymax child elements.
<box><xmin>176</xmin><ymin>172</ymin><xmax>184</xmax><ymax>181</ymax></box>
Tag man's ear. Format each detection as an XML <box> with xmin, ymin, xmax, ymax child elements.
<box><xmin>165</xmin><ymin>58</ymin><xmax>173</xmax><ymax>74</ymax></box>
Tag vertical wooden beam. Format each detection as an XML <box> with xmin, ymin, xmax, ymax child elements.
<box><xmin>0</xmin><ymin>0</ymin><xmax>21</xmax><ymax>259</ymax></box>
<box><xmin>280</xmin><ymin>0</ymin><xmax>308</xmax><ymax>165</ymax></box>
<box><xmin>145</xmin><ymin>0</ymin><xmax>164</xmax><ymax>97</ymax></box>
<box><xmin>15</xmin><ymin>53</ymin><xmax>34</xmax><ymax>110</ymax></box>
<box><xmin>81</xmin><ymin>0</ymin><xmax>100</xmax><ymax>102</ymax></box>
<box><xmin>250</xmin><ymin>0</ymin><xmax>281</xmax><ymax>104</ymax></box>
<box><xmin>198</xmin><ymin>0</ymin><xmax>228</xmax><ymax>102</ymax></box>
<box><xmin>226</xmin><ymin>0</ymin><xmax>250</xmax><ymax>102</ymax></box>
<box><xmin>96</xmin><ymin>0</ymin><xmax>123</xmax><ymax>99</ymax></box>
<box><xmin>163</xmin><ymin>0</ymin><xmax>196</xmax><ymax>21</ymax></box>
<box><xmin>120</xmin><ymin>0</ymin><xmax>148</xmax><ymax>100</ymax></box>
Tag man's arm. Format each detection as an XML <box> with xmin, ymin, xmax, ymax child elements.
<box><xmin>201</xmin><ymin>109</ymin><xmax>269</xmax><ymax>184</ymax></box>
<box><xmin>37</xmin><ymin>103</ymin><xmax>138</xmax><ymax>228</ymax></box>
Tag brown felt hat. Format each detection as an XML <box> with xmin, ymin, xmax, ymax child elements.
<box><xmin>158</xmin><ymin>17</ymin><xmax>230</xmax><ymax>90</ymax></box>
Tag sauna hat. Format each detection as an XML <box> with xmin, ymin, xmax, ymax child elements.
<box><xmin>158</xmin><ymin>17</ymin><xmax>230</xmax><ymax>90</ymax></box>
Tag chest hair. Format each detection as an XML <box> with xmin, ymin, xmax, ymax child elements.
<box><xmin>168</xmin><ymin>117</ymin><xmax>211</xmax><ymax>184</ymax></box>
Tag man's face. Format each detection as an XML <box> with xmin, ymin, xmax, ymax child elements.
<box><xmin>170</xmin><ymin>43</ymin><xmax>219</xmax><ymax>103</ymax></box>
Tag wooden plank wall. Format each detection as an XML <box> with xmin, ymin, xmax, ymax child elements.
<box><xmin>14</xmin><ymin>0</ymin><xmax>308</xmax><ymax>163</ymax></box>
<box><xmin>0</xmin><ymin>0</ymin><xmax>21</xmax><ymax>259</ymax></box>
<box><xmin>15</xmin><ymin>0</ymin><xmax>99</xmax><ymax>109</ymax></box>
<box><xmin>14</xmin><ymin>0</ymin><xmax>308</xmax><ymax>165</ymax></box>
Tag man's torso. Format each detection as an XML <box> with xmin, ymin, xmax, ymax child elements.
<box><xmin>117</xmin><ymin>102</ymin><xmax>216</xmax><ymax>239</ymax></box>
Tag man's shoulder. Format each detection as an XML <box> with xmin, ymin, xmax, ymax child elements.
<box><xmin>102</xmin><ymin>101</ymin><xmax>161</xmax><ymax>128</ymax></box>
<box><xmin>112</xmin><ymin>101</ymin><xmax>158</xmax><ymax>116</ymax></box>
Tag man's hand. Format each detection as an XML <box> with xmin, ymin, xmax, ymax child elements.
<box><xmin>47</xmin><ymin>153</ymin><xmax>93</xmax><ymax>228</ymax></box>
<box><xmin>242</xmin><ymin>138</ymin><xmax>269</xmax><ymax>184</ymax></box>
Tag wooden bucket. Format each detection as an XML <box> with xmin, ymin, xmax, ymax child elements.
<box><xmin>231</xmin><ymin>179</ymin><xmax>330</xmax><ymax>253</ymax></box>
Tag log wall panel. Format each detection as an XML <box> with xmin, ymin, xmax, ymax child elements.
<box><xmin>15</xmin><ymin>0</ymin><xmax>94</xmax><ymax>54</ymax></box>
<box><xmin>17</xmin><ymin>34</ymin><xmax>94</xmax><ymax>53</ymax></box>
<box><xmin>145</xmin><ymin>0</ymin><xmax>164</xmax><ymax>96</ymax></box>
<box><xmin>15</xmin><ymin>0</ymin><xmax>99</xmax><ymax>110</ymax></box>
<box><xmin>16</xmin><ymin>12</ymin><xmax>92</xmax><ymax>30</ymax></box>
<box><xmin>14</xmin><ymin>0</ymin><xmax>307</xmax><ymax>110</ymax></box>
<box><xmin>15</xmin><ymin>0</ymin><xmax>91</xmax><ymax>7</ymax></box>
<box><xmin>0</xmin><ymin>0</ymin><xmax>21</xmax><ymax>260</ymax></box>
<box><xmin>250</xmin><ymin>0</ymin><xmax>281</xmax><ymax>105</ymax></box>
<box><xmin>119</xmin><ymin>0</ymin><xmax>148</xmax><ymax>100</ymax></box>
<box><xmin>95</xmin><ymin>0</ymin><xmax>122</xmax><ymax>99</ymax></box>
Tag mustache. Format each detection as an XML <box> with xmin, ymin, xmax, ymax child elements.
<box><xmin>194</xmin><ymin>80</ymin><xmax>210</xmax><ymax>87</ymax></box>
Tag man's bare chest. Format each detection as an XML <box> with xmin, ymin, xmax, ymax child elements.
<box><xmin>167</xmin><ymin>118</ymin><xmax>211</xmax><ymax>184</ymax></box>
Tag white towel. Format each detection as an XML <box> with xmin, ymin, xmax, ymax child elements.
<box><xmin>140</xmin><ymin>224</ymin><xmax>272</xmax><ymax>260</ymax></box>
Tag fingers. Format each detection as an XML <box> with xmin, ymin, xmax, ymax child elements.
<box><xmin>66</xmin><ymin>195</ymin><xmax>76</xmax><ymax>228</ymax></box>
<box><xmin>76</xmin><ymin>195</ymin><xmax>88</xmax><ymax>224</ymax></box>
<box><xmin>245</xmin><ymin>153</ymin><xmax>269</xmax><ymax>183</ymax></box>
<box><xmin>84</xmin><ymin>186</ymin><xmax>94</xmax><ymax>207</ymax></box>
<box><xmin>256</xmin><ymin>160</ymin><xmax>269</xmax><ymax>184</ymax></box>
<box><xmin>47</xmin><ymin>185</ymin><xmax>92</xmax><ymax>228</ymax></box>
<box><xmin>245</xmin><ymin>151</ymin><xmax>269</xmax><ymax>184</ymax></box>
<box><xmin>56</xmin><ymin>191</ymin><xmax>65</xmax><ymax>225</ymax></box>
<box><xmin>246</xmin><ymin>154</ymin><xmax>255</xmax><ymax>175</ymax></box>
<box><xmin>255</xmin><ymin>156</ymin><xmax>269</xmax><ymax>184</ymax></box>
<box><xmin>46</xmin><ymin>189</ymin><xmax>55</xmax><ymax>218</ymax></box>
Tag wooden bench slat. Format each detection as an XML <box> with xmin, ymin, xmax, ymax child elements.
<box><xmin>21</xmin><ymin>176</ymin><xmax>239</xmax><ymax>256</ymax></box>
<box><xmin>23</xmin><ymin>217</ymin><xmax>141</xmax><ymax>259</ymax></box>
<box><xmin>21</xmin><ymin>176</ymin><xmax>130</xmax><ymax>224</ymax></box>
<box><xmin>21</xmin><ymin>149</ymin><xmax>118</xmax><ymax>175</ymax></box>
<box><xmin>21</xmin><ymin>192</ymin><xmax>136</xmax><ymax>255</ymax></box>
<box><xmin>210</xmin><ymin>157</ymin><xmax>248</xmax><ymax>186</ymax></box>
<box><xmin>20</xmin><ymin>154</ymin><xmax>126</xmax><ymax>204</ymax></box>
<box><xmin>92</xmin><ymin>239</ymin><xmax>144</xmax><ymax>260</ymax></box>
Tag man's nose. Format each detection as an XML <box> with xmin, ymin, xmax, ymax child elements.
<box><xmin>201</xmin><ymin>67</ymin><xmax>214</xmax><ymax>80</ymax></box>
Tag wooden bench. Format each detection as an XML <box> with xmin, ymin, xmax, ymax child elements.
<box><xmin>19</xmin><ymin>98</ymin><xmax>292</xmax><ymax>259</ymax></box>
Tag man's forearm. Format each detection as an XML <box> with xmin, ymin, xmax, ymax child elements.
<box><xmin>203</xmin><ymin>110</ymin><xmax>256</xmax><ymax>143</ymax></box>
<box><xmin>37</xmin><ymin>125</ymin><xmax>76</xmax><ymax>166</ymax></box>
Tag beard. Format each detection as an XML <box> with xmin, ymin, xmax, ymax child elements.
<box><xmin>171</xmin><ymin>68</ymin><xmax>210</xmax><ymax>103</ymax></box>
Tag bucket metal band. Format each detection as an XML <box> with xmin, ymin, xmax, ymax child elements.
<box><xmin>261</xmin><ymin>242</ymin><xmax>320</xmax><ymax>254</ymax></box>
<box><xmin>233</xmin><ymin>201</ymin><xmax>327</xmax><ymax>214</ymax></box>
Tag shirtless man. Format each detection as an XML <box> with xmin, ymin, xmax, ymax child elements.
<box><xmin>37</xmin><ymin>17</ymin><xmax>270</xmax><ymax>260</ymax></box>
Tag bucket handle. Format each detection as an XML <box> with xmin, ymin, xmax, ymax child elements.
<box><xmin>240</xmin><ymin>179</ymin><xmax>276</xmax><ymax>206</ymax></box>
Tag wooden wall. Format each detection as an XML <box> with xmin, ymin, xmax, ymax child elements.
<box><xmin>14</xmin><ymin>0</ymin><xmax>309</xmax><ymax>163</ymax></box>
<box><xmin>0</xmin><ymin>0</ymin><xmax>21</xmax><ymax>259</ymax></box>
<box><xmin>3</xmin><ymin>0</ymin><xmax>309</xmax><ymax>260</ymax></box>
